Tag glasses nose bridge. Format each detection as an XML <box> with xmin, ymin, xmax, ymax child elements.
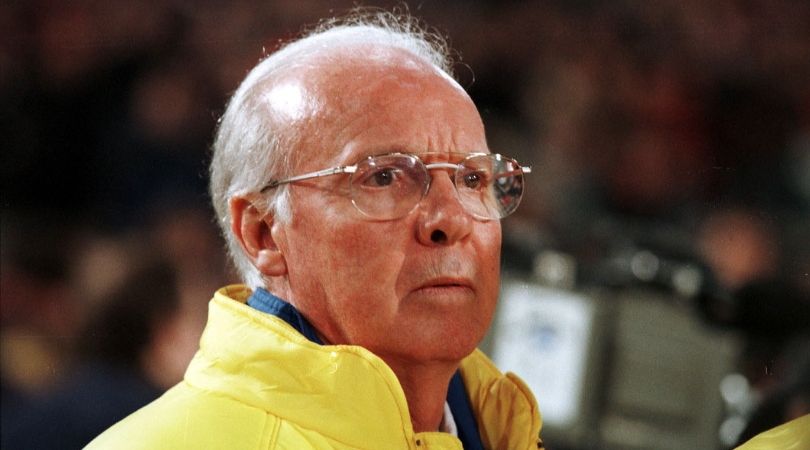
<box><xmin>418</xmin><ymin>161</ymin><xmax>465</xmax><ymax>210</ymax></box>
<box><xmin>422</xmin><ymin>161</ymin><xmax>460</xmax><ymax>189</ymax></box>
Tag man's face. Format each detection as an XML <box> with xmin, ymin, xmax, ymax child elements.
<box><xmin>269</xmin><ymin>49</ymin><xmax>501</xmax><ymax>364</ymax></box>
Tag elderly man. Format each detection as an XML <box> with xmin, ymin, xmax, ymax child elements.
<box><xmin>87</xmin><ymin>12</ymin><xmax>541</xmax><ymax>450</ymax></box>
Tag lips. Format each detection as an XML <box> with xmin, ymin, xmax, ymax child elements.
<box><xmin>418</xmin><ymin>277</ymin><xmax>473</xmax><ymax>290</ymax></box>
<box><xmin>407</xmin><ymin>257</ymin><xmax>477</xmax><ymax>297</ymax></box>
<box><xmin>412</xmin><ymin>277</ymin><xmax>476</xmax><ymax>301</ymax></box>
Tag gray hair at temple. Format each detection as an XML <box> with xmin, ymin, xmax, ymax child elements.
<box><xmin>209</xmin><ymin>11</ymin><xmax>455</xmax><ymax>288</ymax></box>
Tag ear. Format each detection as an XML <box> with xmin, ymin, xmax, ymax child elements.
<box><xmin>229</xmin><ymin>196</ymin><xmax>288</xmax><ymax>277</ymax></box>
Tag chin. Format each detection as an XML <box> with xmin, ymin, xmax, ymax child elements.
<box><xmin>396</xmin><ymin>330</ymin><xmax>483</xmax><ymax>363</ymax></box>
<box><xmin>359</xmin><ymin>312</ymin><xmax>492</xmax><ymax>364</ymax></box>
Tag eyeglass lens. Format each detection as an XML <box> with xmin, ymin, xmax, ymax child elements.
<box><xmin>349</xmin><ymin>154</ymin><xmax>525</xmax><ymax>220</ymax></box>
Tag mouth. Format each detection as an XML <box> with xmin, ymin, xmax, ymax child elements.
<box><xmin>414</xmin><ymin>277</ymin><xmax>474</xmax><ymax>295</ymax></box>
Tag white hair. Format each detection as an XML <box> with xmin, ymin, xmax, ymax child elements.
<box><xmin>209</xmin><ymin>10</ymin><xmax>455</xmax><ymax>288</ymax></box>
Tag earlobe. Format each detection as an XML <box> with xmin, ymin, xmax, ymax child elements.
<box><xmin>229</xmin><ymin>197</ymin><xmax>288</xmax><ymax>277</ymax></box>
<box><xmin>255</xmin><ymin>248</ymin><xmax>286</xmax><ymax>276</ymax></box>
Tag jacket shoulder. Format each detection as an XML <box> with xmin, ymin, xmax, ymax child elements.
<box><xmin>85</xmin><ymin>382</ymin><xmax>275</xmax><ymax>450</ymax></box>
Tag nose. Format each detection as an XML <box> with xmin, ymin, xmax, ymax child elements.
<box><xmin>415</xmin><ymin>171</ymin><xmax>473</xmax><ymax>246</ymax></box>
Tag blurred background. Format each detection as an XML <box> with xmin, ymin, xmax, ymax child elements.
<box><xmin>1</xmin><ymin>1</ymin><xmax>808</xmax><ymax>449</ymax></box>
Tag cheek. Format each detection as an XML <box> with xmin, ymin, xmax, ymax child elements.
<box><xmin>477</xmin><ymin>222</ymin><xmax>502</xmax><ymax>267</ymax></box>
<box><xmin>310</xmin><ymin>218</ymin><xmax>408</xmax><ymax>293</ymax></box>
<box><xmin>287</xmin><ymin>186</ymin><xmax>407</xmax><ymax>287</ymax></box>
<box><xmin>312</xmin><ymin>221</ymin><xmax>410</xmax><ymax>339</ymax></box>
<box><xmin>338</xmin><ymin>222</ymin><xmax>396</xmax><ymax>259</ymax></box>
<box><xmin>477</xmin><ymin>223</ymin><xmax>502</xmax><ymax>305</ymax></box>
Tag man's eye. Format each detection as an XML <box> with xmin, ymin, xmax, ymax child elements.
<box><xmin>363</xmin><ymin>168</ymin><xmax>399</xmax><ymax>187</ymax></box>
<box><xmin>463</xmin><ymin>171</ymin><xmax>486</xmax><ymax>189</ymax></box>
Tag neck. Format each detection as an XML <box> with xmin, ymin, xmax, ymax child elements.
<box><xmin>385</xmin><ymin>357</ymin><xmax>458</xmax><ymax>433</ymax></box>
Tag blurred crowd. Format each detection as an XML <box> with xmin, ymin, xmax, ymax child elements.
<box><xmin>1</xmin><ymin>0</ymin><xmax>808</xmax><ymax>448</ymax></box>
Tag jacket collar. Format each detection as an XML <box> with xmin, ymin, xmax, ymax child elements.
<box><xmin>186</xmin><ymin>286</ymin><xmax>416</xmax><ymax>448</ymax></box>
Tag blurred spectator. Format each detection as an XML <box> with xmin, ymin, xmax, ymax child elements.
<box><xmin>94</xmin><ymin>57</ymin><xmax>214</xmax><ymax>228</ymax></box>
<box><xmin>1</xmin><ymin>214</ymin><xmax>80</xmax><ymax>433</ymax></box>
<box><xmin>2</xmin><ymin>255</ymin><xmax>201</xmax><ymax>450</ymax></box>
<box><xmin>697</xmin><ymin>207</ymin><xmax>780</xmax><ymax>291</ymax></box>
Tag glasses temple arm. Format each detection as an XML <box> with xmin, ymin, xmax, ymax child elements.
<box><xmin>494</xmin><ymin>167</ymin><xmax>531</xmax><ymax>179</ymax></box>
<box><xmin>261</xmin><ymin>165</ymin><xmax>357</xmax><ymax>192</ymax></box>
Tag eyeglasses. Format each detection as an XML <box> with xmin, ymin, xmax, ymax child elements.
<box><xmin>260</xmin><ymin>152</ymin><xmax>531</xmax><ymax>221</ymax></box>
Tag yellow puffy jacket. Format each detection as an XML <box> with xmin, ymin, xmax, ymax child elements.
<box><xmin>86</xmin><ymin>285</ymin><xmax>543</xmax><ymax>449</ymax></box>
